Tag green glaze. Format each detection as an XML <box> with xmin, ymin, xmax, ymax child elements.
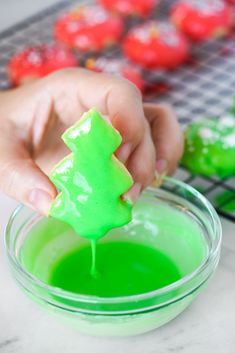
<box><xmin>215</xmin><ymin>190</ymin><xmax>235</xmax><ymax>212</ymax></box>
<box><xmin>49</xmin><ymin>109</ymin><xmax>133</xmax><ymax>240</ymax></box>
<box><xmin>182</xmin><ymin>115</ymin><xmax>235</xmax><ymax>178</ymax></box>
<box><xmin>20</xmin><ymin>196</ymin><xmax>207</xmax><ymax>305</ymax></box>
<box><xmin>90</xmin><ymin>239</ymin><xmax>99</xmax><ymax>278</ymax></box>
<box><xmin>49</xmin><ymin>242</ymin><xmax>181</xmax><ymax>297</ymax></box>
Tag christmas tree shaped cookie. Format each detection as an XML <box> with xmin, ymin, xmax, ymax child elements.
<box><xmin>49</xmin><ymin>109</ymin><xmax>133</xmax><ymax>240</ymax></box>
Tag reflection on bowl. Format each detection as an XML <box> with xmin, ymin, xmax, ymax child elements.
<box><xmin>5</xmin><ymin>177</ymin><xmax>222</xmax><ymax>336</ymax></box>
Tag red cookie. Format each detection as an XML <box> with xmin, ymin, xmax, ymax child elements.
<box><xmin>85</xmin><ymin>57</ymin><xmax>144</xmax><ymax>91</ymax></box>
<box><xmin>54</xmin><ymin>6</ymin><xmax>124</xmax><ymax>52</ymax></box>
<box><xmin>8</xmin><ymin>44</ymin><xmax>77</xmax><ymax>86</ymax></box>
<box><xmin>98</xmin><ymin>0</ymin><xmax>158</xmax><ymax>17</ymax></box>
<box><xmin>122</xmin><ymin>21</ymin><xmax>189</xmax><ymax>70</ymax></box>
<box><xmin>171</xmin><ymin>0</ymin><xmax>233</xmax><ymax>42</ymax></box>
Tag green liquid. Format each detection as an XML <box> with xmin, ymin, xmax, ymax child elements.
<box><xmin>20</xmin><ymin>197</ymin><xmax>207</xmax><ymax>309</ymax></box>
<box><xmin>16</xmin><ymin>190</ymin><xmax>211</xmax><ymax>336</ymax></box>
<box><xmin>90</xmin><ymin>239</ymin><xmax>98</xmax><ymax>278</ymax></box>
<box><xmin>49</xmin><ymin>241</ymin><xmax>181</xmax><ymax>297</ymax></box>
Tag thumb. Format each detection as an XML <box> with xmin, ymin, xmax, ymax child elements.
<box><xmin>0</xmin><ymin>137</ymin><xmax>57</xmax><ymax>215</ymax></box>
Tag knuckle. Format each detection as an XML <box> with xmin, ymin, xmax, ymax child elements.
<box><xmin>46</xmin><ymin>68</ymin><xmax>85</xmax><ymax>85</ymax></box>
<box><xmin>114</xmin><ymin>78</ymin><xmax>141</xmax><ymax>99</ymax></box>
<box><xmin>53</xmin><ymin>67</ymin><xmax>77</xmax><ymax>77</ymax></box>
<box><xmin>159</xmin><ymin>103</ymin><xmax>175</xmax><ymax>117</ymax></box>
<box><xmin>135</xmin><ymin>157</ymin><xmax>155</xmax><ymax>186</ymax></box>
<box><xmin>134</xmin><ymin>119</ymin><xmax>150</xmax><ymax>144</ymax></box>
<box><xmin>131</xmin><ymin>122</ymin><xmax>145</xmax><ymax>144</ymax></box>
<box><xmin>0</xmin><ymin>159</ymin><xmax>19</xmax><ymax>194</ymax></box>
<box><xmin>0</xmin><ymin>158</ymin><xmax>32</xmax><ymax>197</ymax></box>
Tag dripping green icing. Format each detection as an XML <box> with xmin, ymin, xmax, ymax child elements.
<box><xmin>20</xmin><ymin>198</ymin><xmax>207</xmax><ymax>305</ymax></box>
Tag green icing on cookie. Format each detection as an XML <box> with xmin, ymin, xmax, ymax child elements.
<box><xmin>49</xmin><ymin>109</ymin><xmax>133</xmax><ymax>240</ymax></box>
<box><xmin>181</xmin><ymin>115</ymin><xmax>235</xmax><ymax>178</ymax></box>
<box><xmin>215</xmin><ymin>190</ymin><xmax>235</xmax><ymax>212</ymax></box>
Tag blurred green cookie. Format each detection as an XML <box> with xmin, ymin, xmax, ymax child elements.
<box><xmin>181</xmin><ymin>115</ymin><xmax>235</xmax><ymax>178</ymax></box>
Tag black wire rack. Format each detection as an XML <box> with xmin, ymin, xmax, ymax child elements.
<box><xmin>0</xmin><ymin>0</ymin><xmax>235</xmax><ymax>221</ymax></box>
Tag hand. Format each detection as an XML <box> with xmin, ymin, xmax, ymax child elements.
<box><xmin>144</xmin><ymin>103</ymin><xmax>183</xmax><ymax>176</ymax></box>
<box><xmin>0</xmin><ymin>68</ymin><xmax>183</xmax><ymax>215</ymax></box>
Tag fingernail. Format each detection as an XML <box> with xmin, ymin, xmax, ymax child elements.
<box><xmin>156</xmin><ymin>159</ymin><xmax>168</xmax><ymax>175</ymax></box>
<box><xmin>118</xmin><ymin>143</ymin><xmax>132</xmax><ymax>164</ymax></box>
<box><xmin>152</xmin><ymin>171</ymin><xmax>164</xmax><ymax>188</ymax></box>
<box><xmin>123</xmin><ymin>182</ymin><xmax>141</xmax><ymax>204</ymax></box>
<box><xmin>28</xmin><ymin>189</ymin><xmax>54</xmax><ymax>215</ymax></box>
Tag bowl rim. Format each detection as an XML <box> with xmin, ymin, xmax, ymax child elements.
<box><xmin>5</xmin><ymin>177</ymin><xmax>222</xmax><ymax>311</ymax></box>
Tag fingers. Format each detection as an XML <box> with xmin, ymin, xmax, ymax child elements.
<box><xmin>126</xmin><ymin>122</ymin><xmax>156</xmax><ymax>184</ymax></box>
<box><xmin>96</xmin><ymin>74</ymin><xmax>156</xmax><ymax>194</ymax></box>
<box><xmin>124</xmin><ymin>135</ymin><xmax>156</xmax><ymax>201</ymax></box>
<box><xmin>47</xmin><ymin>69</ymin><xmax>156</xmax><ymax>199</ymax></box>
<box><xmin>144</xmin><ymin>103</ymin><xmax>184</xmax><ymax>175</ymax></box>
<box><xmin>0</xmin><ymin>127</ymin><xmax>57</xmax><ymax>215</ymax></box>
<box><xmin>103</xmin><ymin>78</ymin><xmax>156</xmax><ymax>197</ymax></box>
<box><xmin>47</xmin><ymin>69</ymin><xmax>146</xmax><ymax>159</ymax></box>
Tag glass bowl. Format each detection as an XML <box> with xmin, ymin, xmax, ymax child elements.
<box><xmin>5</xmin><ymin>177</ymin><xmax>222</xmax><ymax>336</ymax></box>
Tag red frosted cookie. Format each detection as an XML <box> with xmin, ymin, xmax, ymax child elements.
<box><xmin>54</xmin><ymin>6</ymin><xmax>124</xmax><ymax>52</ymax></box>
<box><xmin>8</xmin><ymin>44</ymin><xmax>77</xmax><ymax>85</ymax></box>
<box><xmin>98</xmin><ymin>0</ymin><xmax>158</xmax><ymax>17</ymax></box>
<box><xmin>85</xmin><ymin>57</ymin><xmax>144</xmax><ymax>91</ymax></box>
<box><xmin>171</xmin><ymin>0</ymin><xmax>233</xmax><ymax>42</ymax></box>
<box><xmin>122</xmin><ymin>21</ymin><xmax>189</xmax><ymax>70</ymax></box>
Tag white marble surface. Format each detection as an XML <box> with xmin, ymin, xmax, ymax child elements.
<box><xmin>0</xmin><ymin>1</ymin><xmax>235</xmax><ymax>352</ymax></box>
